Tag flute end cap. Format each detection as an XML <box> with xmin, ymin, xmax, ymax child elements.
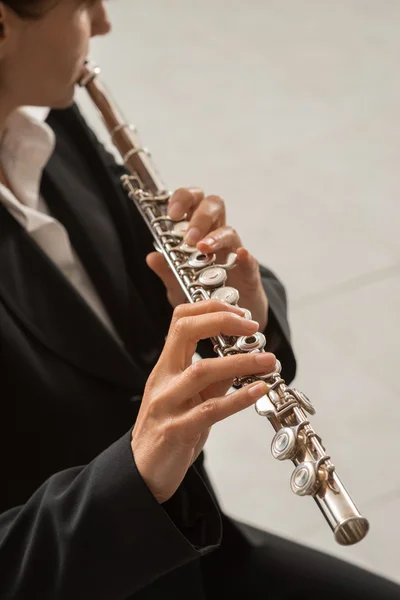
<box><xmin>334</xmin><ymin>516</ymin><xmax>370</xmax><ymax>546</ymax></box>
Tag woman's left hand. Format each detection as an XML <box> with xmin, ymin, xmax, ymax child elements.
<box><xmin>146</xmin><ymin>187</ymin><xmax>269</xmax><ymax>332</ymax></box>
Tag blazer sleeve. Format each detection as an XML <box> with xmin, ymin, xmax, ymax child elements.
<box><xmin>0</xmin><ymin>431</ymin><xmax>221</xmax><ymax>600</ymax></box>
<box><xmin>258</xmin><ymin>264</ymin><xmax>297</xmax><ymax>384</ymax></box>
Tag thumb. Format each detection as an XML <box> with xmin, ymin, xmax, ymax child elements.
<box><xmin>146</xmin><ymin>252</ymin><xmax>185</xmax><ymax>305</ymax></box>
<box><xmin>146</xmin><ymin>252</ymin><xmax>175</xmax><ymax>286</ymax></box>
<box><xmin>234</xmin><ymin>247</ymin><xmax>262</xmax><ymax>287</ymax></box>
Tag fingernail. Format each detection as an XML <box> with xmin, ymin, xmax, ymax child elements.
<box><xmin>255</xmin><ymin>352</ymin><xmax>275</xmax><ymax>365</ymax></box>
<box><xmin>244</xmin><ymin>319</ymin><xmax>260</xmax><ymax>329</ymax></box>
<box><xmin>248</xmin><ymin>382</ymin><xmax>267</xmax><ymax>397</ymax></box>
<box><xmin>201</xmin><ymin>237</ymin><xmax>216</xmax><ymax>248</ymax></box>
<box><xmin>184</xmin><ymin>227</ymin><xmax>201</xmax><ymax>245</ymax></box>
<box><xmin>168</xmin><ymin>201</ymin><xmax>185</xmax><ymax>220</ymax></box>
<box><xmin>224</xmin><ymin>302</ymin><xmax>246</xmax><ymax>315</ymax></box>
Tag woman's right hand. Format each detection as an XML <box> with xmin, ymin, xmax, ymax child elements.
<box><xmin>131</xmin><ymin>299</ymin><xmax>276</xmax><ymax>504</ymax></box>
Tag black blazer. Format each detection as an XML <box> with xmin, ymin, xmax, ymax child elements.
<box><xmin>0</xmin><ymin>105</ymin><xmax>296</xmax><ymax>599</ymax></box>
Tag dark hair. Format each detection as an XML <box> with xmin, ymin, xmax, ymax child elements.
<box><xmin>2</xmin><ymin>0</ymin><xmax>54</xmax><ymax>19</ymax></box>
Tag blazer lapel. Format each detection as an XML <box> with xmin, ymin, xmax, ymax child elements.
<box><xmin>41</xmin><ymin>158</ymin><xmax>135</xmax><ymax>353</ymax></box>
<box><xmin>0</xmin><ymin>204</ymin><xmax>146</xmax><ymax>392</ymax></box>
<box><xmin>44</xmin><ymin>105</ymin><xmax>173</xmax><ymax>372</ymax></box>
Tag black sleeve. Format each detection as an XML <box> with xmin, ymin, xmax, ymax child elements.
<box><xmin>258</xmin><ymin>264</ymin><xmax>296</xmax><ymax>384</ymax></box>
<box><xmin>0</xmin><ymin>432</ymin><xmax>221</xmax><ymax>600</ymax></box>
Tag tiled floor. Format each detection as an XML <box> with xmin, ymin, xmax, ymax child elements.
<box><xmin>76</xmin><ymin>0</ymin><xmax>400</xmax><ymax>586</ymax></box>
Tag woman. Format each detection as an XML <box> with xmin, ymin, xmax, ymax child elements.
<box><xmin>0</xmin><ymin>1</ymin><xmax>398</xmax><ymax>598</ymax></box>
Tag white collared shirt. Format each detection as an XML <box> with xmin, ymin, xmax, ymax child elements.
<box><xmin>0</xmin><ymin>106</ymin><xmax>122</xmax><ymax>344</ymax></box>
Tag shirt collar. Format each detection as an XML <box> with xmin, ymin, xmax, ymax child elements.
<box><xmin>22</xmin><ymin>106</ymin><xmax>51</xmax><ymax>123</ymax></box>
<box><xmin>0</xmin><ymin>106</ymin><xmax>55</xmax><ymax>212</ymax></box>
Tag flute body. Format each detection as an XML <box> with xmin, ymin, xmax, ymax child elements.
<box><xmin>79</xmin><ymin>62</ymin><xmax>369</xmax><ymax>546</ymax></box>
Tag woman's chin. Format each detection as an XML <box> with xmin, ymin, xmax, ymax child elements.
<box><xmin>51</xmin><ymin>87</ymin><xmax>76</xmax><ymax>109</ymax></box>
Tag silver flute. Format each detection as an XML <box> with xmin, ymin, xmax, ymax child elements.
<box><xmin>79</xmin><ymin>61</ymin><xmax>369</xmax><ymax>546</ymax></box>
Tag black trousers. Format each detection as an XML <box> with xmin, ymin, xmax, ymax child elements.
<box><xmin>201</xmin><ymin>516</ymin><xmax>400</xmax><ymax>599</ymax></box>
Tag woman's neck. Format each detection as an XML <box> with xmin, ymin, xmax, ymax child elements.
<box><xmin>0</xmin><ymin>98</ymin><xmax>18</xmax><ymax>142</ymax></box>
<box><xmin>0</xmin><ymin>164</ymin><xmax>10</xmax><ymax>188</ymax></box>
<box><xmin>0</xmin><ymin>110</ymin><xmax>9</xmax><ymax>141</ymax></box>
<box><xmin>0</xmin><ymin>101</ymin><xmax>16</xmax><ymax>189</ymax></box>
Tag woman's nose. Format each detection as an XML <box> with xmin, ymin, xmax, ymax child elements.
<box><xmin>91</xmin><ymin>1</ymin><xmax>112</xmax><ymax>38</ymax></box>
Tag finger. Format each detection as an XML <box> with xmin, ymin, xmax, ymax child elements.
<box><xmin>162</xmin><ymin>300</ymin><xmax>252</xmax><ymax>368</ymax></box>
<box><xmin>228</xmin><ymin>248</ymin><xmax>267</xmax><ymax>302</ymax></box>
<box><xmin>235</xmin><ymin>247</ymin><xmax>260</xmax><ymax>276</ymax></box>
<box><xmin>183</xmin><ymin>195</ymin><xmax>226</xmax><ymax>247</ymax></box>
<box><xmin>187</xmin><ymin>380</ymin><xmax>269</xmax><ymax>431</ymax></box>
<box><xmin>167</xmin><ymin>187</ymin><xmax>204</xmax><ymax>220</ymax></box>
<box><xmin>175</xmin><ymin>351</ymin><xmax>276</xmax><ymax>400</ymax></box>
<box><xmin>169</xmin><ymin>299</ymin><xmax>247</xmax><ymax>329</ymax></box>
<box><xmin>165</xmin><ymin>310</ymin><xmax>261</xmax><ymax>369</ymax></box>
<box><xmin>231</xmin><ymin>247</ymin><xmax>261</xmax><ymax>284</ymax></box>
<box><xmin>196</xmin><ymin>225</ymin><xmax>242</xmax><ymax>254</ymax></box>
<box><xmin>200</xmin><ymin>377</ymin><xmax>234</xmax><ymax>402</ymax></box>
